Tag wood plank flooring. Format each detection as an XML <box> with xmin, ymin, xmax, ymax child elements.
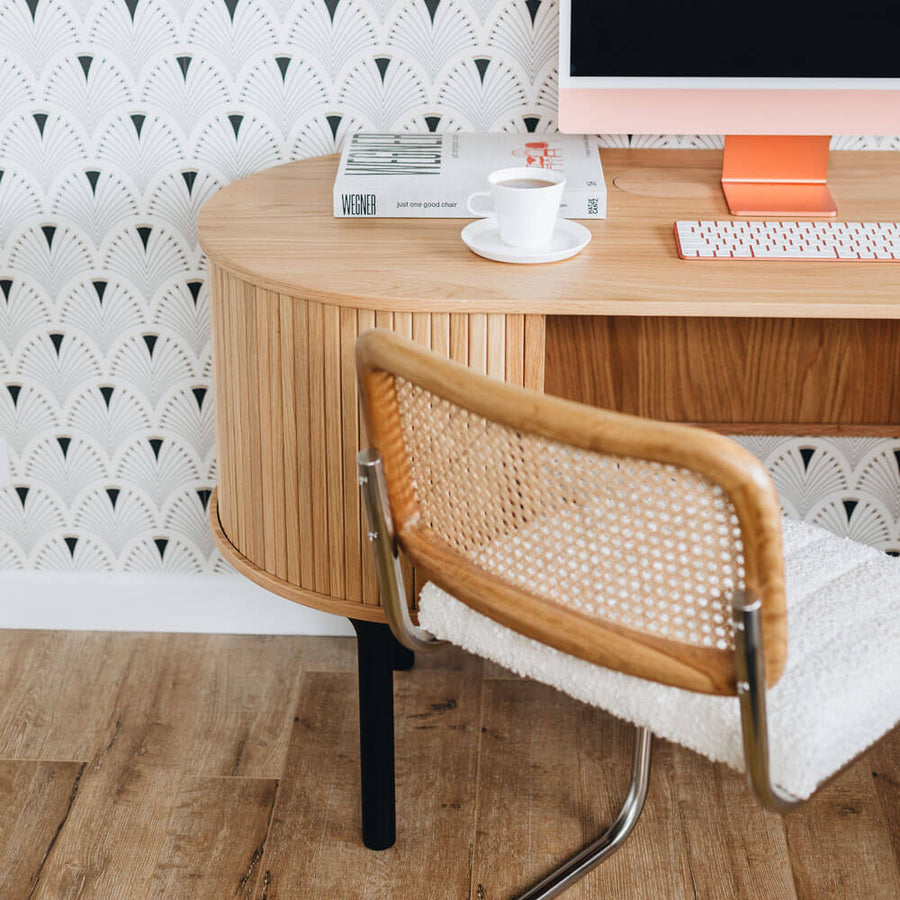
<box><xmin>0</xmin><ymin>630</ymin><xmax>896</xmax><ymax>900</ymax></box>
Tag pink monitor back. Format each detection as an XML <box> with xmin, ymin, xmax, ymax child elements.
<box><xmin>557</xmin><ymin>0</ymin><xmax>900</xmax><ymax>136</ymax></box>
<box><xmin>558</xmin><ymin>87</ymin><xmax>900</xmax><ymax>136</ymax></box>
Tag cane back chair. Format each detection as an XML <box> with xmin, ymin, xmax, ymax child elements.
<box><xmin>354</xmin><ymin>329</ymin><xmax>900</xmax><ymax>900</ymax></box>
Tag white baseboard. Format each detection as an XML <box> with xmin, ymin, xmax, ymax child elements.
<box><xmin>0</xmin><ymin>572</ymin><xmax>355</xmax><ymax>636</ymax></box>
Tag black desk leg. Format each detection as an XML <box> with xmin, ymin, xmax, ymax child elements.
<box><xmin>392</xmin><ymin>635</ymin><xmax>415</xmax><ymax>671</ymax></box>
<box><xmin>350</xmin><ymin>619</ymin><xmax>396</xmax><ymax>850</ymax></box>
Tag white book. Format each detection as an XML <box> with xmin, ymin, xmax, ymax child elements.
<box><xmin>333</xmin><ymin>132</ymin><xmax>606</xmax><ymax>219</ymax></box>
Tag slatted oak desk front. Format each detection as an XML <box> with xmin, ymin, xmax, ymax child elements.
<box><xmin>197</xmin><ymin>148</ymin><xmax>900</xmax><ymax>848</ymax></box>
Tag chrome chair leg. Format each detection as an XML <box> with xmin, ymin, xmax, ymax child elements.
<box><xmin>732</xmin><ymin>591</ymin><xmax>801</xmax><ymax>813</ymax></box>
<box><xmin>357</xmin><ymin>448</ymin><xmax>443</xmax><ymax>653</ymax></box>
<box><xmin>515</xmin><ymin>726</ymin><xmax>653</xmax><ymax>900</ymax></box>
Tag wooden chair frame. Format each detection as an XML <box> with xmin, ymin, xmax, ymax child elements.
<box><xmin>355</xmin><ymin>329</ymin><xmax>799</xmax><ymax>899</ymax></box>
<box><xmin>356</xmin><ymin>329</ymin><xmax>787</xmax><ymax>694</ymax></box>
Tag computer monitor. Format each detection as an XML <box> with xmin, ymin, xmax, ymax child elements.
<box><xmin>558</xmin><ymin>0</ymin><xmax>900</xmax><ymax>216</ymax></box>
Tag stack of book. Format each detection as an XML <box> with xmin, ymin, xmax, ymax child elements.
<box><xmin>333</xmin><ymin>132</ymin><xmax>605</xmax><ymax>219</ymax></box>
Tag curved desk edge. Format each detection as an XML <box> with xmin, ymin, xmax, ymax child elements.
<box><xmin>210</xmin><ymin>488</ymin><xmax>396</xmax><ymax>625</ymax></box>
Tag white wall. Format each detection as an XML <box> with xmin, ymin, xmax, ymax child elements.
<box><xmin>0</xmin><ymin>571</ymin><xmax>354</xmax><ymax>634</ymax></box>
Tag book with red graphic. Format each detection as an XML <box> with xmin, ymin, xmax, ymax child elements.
<box><xmin>333</xmin><ymin>132</ymin><xmax>605</xmax><ymax>218</ymax></box>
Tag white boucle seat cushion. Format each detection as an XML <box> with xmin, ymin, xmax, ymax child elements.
<box><xmin>418</xmin><ymin>517</ymin><xmax>900</xmax><ymax>800</ymax></box>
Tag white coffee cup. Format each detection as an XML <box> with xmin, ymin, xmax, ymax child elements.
<box><xmin>467</xmin><ymin>167</ymin><xmax>566</xmax><ymax>249</ymax></box>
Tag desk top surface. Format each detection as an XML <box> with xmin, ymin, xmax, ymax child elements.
<box><xmin>197</xmin><ymin>148</ymin><xmax>900</xmax><ymax>318</ymax></box>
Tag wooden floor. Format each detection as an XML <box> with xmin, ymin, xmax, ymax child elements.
<box><xmin>0</xmin><ymin>631</ymin><xmax>896</xmax><ymax>899</ymax></box>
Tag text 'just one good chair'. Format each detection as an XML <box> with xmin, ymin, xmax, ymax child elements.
<box><xmin>355</xmin><ymin>329</ymin><xmax>900</xmax><ymax>900</ymax></box>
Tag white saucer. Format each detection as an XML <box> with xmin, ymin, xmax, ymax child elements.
<box><xmin>461</xmin><ymin>217</ymin><xmax>592</xmax><ymax>264</ymax></box>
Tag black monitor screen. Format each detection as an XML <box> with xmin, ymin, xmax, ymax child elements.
<box><xmin>570</xmin><ymin>2</ymin><xmax>900</xmax><ymax>79</ymax></box>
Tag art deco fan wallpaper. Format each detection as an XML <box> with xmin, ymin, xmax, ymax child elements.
<box><xmin>0</xmin><ymin>0</ymin><xmax>898</xmax><ymax>573</ymax></box>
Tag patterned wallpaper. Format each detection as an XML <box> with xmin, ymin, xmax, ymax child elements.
<box><xmin>0</xmin><ymin>0</ymin><xmax>898</xmax><ymax>573</ymax></box>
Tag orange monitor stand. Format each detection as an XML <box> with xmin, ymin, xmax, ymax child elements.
<box><xmin>721</xmin><ymin>134</ymin><xmax>837</xmax><ymax>217</ymax></box>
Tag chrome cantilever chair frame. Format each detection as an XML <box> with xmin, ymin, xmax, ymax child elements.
<box><xmin>358</xmin><ymin>448</ymin><xmax>444</xmax><ymax>655</ymax></box>
<box><xmin>357</xmin><ymin>446</ymin><xmax>798</xmax><ymax>899</ymax></box>
<box><xmin>732</xmin><ymin>591</ymin><xmax>802</xmax><ymax>813</ymax></box>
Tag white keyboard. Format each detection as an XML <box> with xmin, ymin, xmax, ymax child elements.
<box><xmin>675</xmin><ymin>220</ymin><xmax>900</xmax><ymax>261</ymax></box>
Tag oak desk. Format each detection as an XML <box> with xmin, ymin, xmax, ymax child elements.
<box><xmin>198</xmin><ymin>148</ymin><xmax>900</xmax><ymax>625</ymax></box>
<box><xmin>198</xmin><ymin>147</ymin><xmax>900</xmax><ymax>850</ymax></box>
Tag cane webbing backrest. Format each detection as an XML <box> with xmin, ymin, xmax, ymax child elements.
<box><xmin>395</xmin><ymin>376</ymin><xmax>743</xmax><ymax>653</ymax></box>
<box><xmin>357</xmin><ymin>331</ymin><xmax>787</xmax><ymax>696</ymax></box>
